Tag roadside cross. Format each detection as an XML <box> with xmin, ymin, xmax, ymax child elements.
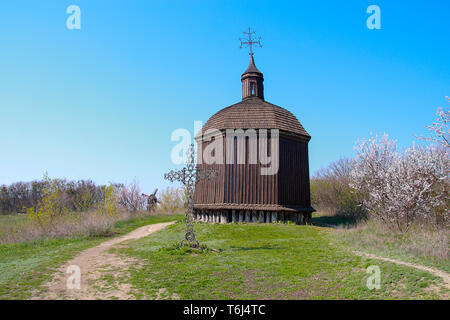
<box><xmin>164</xmin><ymin>144</ymin><xmax>217</xmax><ymax>248</ymax></box>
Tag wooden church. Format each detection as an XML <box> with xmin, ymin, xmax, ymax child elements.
<box><xmin>193</xmin><ymin>46</ymin><xmax>314</xmax><ymax>225</ymax></box>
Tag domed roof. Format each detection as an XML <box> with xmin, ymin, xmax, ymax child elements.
<box><xmin>198</xmin><ymin>96</ymin><xmax>310</xmax><ymax>139</ymax></box>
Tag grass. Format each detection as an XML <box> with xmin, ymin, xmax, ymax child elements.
<box><xmin>330</xmin><ymin>220</ymin><xmax>449</xmax><ymax>273</ymax></box>
<box><xmin>1</xmin><ymin>212</ymin><xmax>447</xmax><ymax>300</ymax></box>
<box><xmin>0</xmin><ymin>214</ymin><xmax>27</xmax><ymax>235</ymax></box>
<box><xmin>112</xmin><ymin>221</ymin><xmax>448</xmax><ymax>299</ymax></box>
<box><xmin>311</xmin><ymin>211</ymin><xmax>449</xmax><ymax>272</ymax></box>
<box><xmin>0</xmin><ymin>213</ymin><xmax>183</xmax><ymax>300</ymax></box>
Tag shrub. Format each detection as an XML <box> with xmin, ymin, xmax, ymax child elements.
<box><xmin>99</xmin><ymin>184</ymin><xmax>119</xmax><ymax>217</ymax></box>
<box><xmin>158</xmin><ymin>187</ymin><xmax>185</xmax><ymax>214</ymax></box>
<box><xmin>311</xmin><ymin>158</ymin><xmax>365</xmax><ymax>219</ymax></box>
<box><xmin>26</xmin><ymin>174</ymin><xmax>70</xmax><ymax>232</ymax></box>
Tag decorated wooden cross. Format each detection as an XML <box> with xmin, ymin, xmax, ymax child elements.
<box><xmin>164</xmin><ymin>144</ymin><xmax>217</xmax><ymax>248</ymax></box>
<box><xmin>239</xmin><ymin>27</ymin><xmax>263</xmax><ymax>56</ymax></box>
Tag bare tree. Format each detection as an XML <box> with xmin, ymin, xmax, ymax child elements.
<box><xmin>117</xmin><ymin>180</ymin><xmax>146</xmax><ymax>213</ymax></box>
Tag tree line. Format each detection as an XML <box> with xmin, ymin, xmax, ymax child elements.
<box><xmin>0</xmin><ymin>178</ymin><xmax>110</xmax><ymax>214</ymax></box>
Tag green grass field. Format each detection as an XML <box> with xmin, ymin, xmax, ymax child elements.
<box><xmin>110</xmin><ymin>221</ymin><xmax>448</xmax><ymax>299</ymax></box>
<box><xmin>0</xmin><ymin>214</ymin><xmax>183</xmax><ymax>299</ymax></box>
<box><xmin>0</xmin><ymin>213</ymin><xmax>448</xmax><ymax>300</ymax></box>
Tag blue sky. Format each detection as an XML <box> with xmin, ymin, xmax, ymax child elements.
<box><xmin>0</xmin><ymin>0</ymin><xmax>449</xmax><ymax>192</ymax></box>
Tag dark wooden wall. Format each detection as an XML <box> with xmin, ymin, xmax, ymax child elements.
<box><xmin>193</xmin><ymin>130</ymin><xmax>311</xmax><ymax>211</ymax></box>
<box><xmin>278</xmin><ymin>135</ymin><xmax>311</xmax><ymax>208</ymax></box>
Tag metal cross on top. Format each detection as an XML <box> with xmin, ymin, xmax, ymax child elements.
<box><xmin>239</xmin><ymin>27</ymin><xmax>263</xmax><ymax>56</ymax></box>
<box><xmin>164</xmin><ymin>144</ymin><xmax>218</xmax><ymax>248</ymax></box>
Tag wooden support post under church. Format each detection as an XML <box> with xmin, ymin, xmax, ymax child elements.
<box><xmin>232</xmin><ymin>210</ymin><xmax>237</xmax><ymax>223</ymax></box>
<box><xmin>259</xmin><ymin>211</ymin><xmax>264</xmax><ymax>223</ymax></box>
<box><xmin>271</xmin><ymin>212</ymin><xmax>277</xmax><ymax>223</ymax></box>
<box><xmin>306</xmin><ymin>212</ymin><xmax>312</xmax><ymax>224</ymax></box>
<box><xmin>245</xmin><ymin>210</ymin><xmax>251</xmax><ymax>222</ymax></box>
<box><xmin>220</xmin><ymin>211</ymin><xmax>226</xmax><ymax>223</ymax></box>
<box><xmin>239</xmin><ymin>210</ymin><xmax>244</xmax><ymax>223</ymax></box>
<box><xmin>252</xmin><ymin>210</ymin><xmax>258</xmax><ymax>223</ymax></box>
<box><xmin>297</xmin><ymin>213</ymin><xmax>303</xmax><ymax>225</ymax></box>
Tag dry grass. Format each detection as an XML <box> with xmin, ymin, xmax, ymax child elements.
<box><xmin>0</xmin><ymin>209</ymin><xmax>177</xmax><ymax>244</ymax></box>
<box><xmin>334</xmin><ymin>219</ymin><xmax>449</xmax><ymax>270</ymax></box>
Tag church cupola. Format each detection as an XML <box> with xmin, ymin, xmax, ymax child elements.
<box><xmin>241</xmin><ymin>54</ymin><xmax>264</xmax><ymax>100</ymax></box>
<box><xmin>239</xmin><ymin>28</ymin><xmax>264</xmax><ymax>100</ymax></box>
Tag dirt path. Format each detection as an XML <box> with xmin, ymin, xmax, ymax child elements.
<box><xmin>354</xmin><ymin>251</ymin><xmax>450</xmax><ymax>290</ymax></box>
<box><xmin>33</xmin><ymin>222</ymin><xmax>175</xmax><ymax>300</ymax></box>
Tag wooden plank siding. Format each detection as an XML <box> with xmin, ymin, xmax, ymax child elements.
<box><xmin>193</xmin><ymin>130</ymin><xmax>313</xmax><ymax>213</ymax></box>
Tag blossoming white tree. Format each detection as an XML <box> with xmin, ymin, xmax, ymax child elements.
<box><xmin>418</xmin><ymin>97</ymin><xmax>449</xmax><ymax>149</ymax></box>
<box><xmin>350</xmin><ymin>134</ymin><xmax>449</xmax><ymax>232</ymax></box>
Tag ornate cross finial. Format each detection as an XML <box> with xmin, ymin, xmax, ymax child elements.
<box><xmin>164</xmin><ymin>144</ymin><xmax>218</xmax><ymax>248</ymax></box>
<box><xmin>239</xmin><ymin>27</ymin><xmax>263</xmax><ymax>56</ymax></box>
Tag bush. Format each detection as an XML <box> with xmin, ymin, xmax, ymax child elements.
<box><xmin>157</xmin><ymin>187</ymin><xmax>185</xmax><ymax>214</ymax></box>
<box><xmin>99</xmin><ymin>184</ymin><xmax>120</xmax><ymax>217</ymax></box>
<box><xmin>26</xmin><ymin>174</ymin><xmax>70</xmax><ymax>232</ymax></box>
<box><xmin>311</xmin><ymin>158</ymin><xmax>365</xmax><ymax>219</ymax></box>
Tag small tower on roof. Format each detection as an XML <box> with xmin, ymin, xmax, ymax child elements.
<box><xmin>239</xmin><ymin>27</ymin><xmax>264</xmax><ymax>100</ymax></box>
<box><xmin>242</xmin><ymin>55</ymin><xmax>264</xmax><ymax>100</ymax></box>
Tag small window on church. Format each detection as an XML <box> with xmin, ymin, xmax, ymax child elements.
<box><xmin>250</xmin><ymin>82</ymin><xmax>255</xmax><ymax>95</ymax></box>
